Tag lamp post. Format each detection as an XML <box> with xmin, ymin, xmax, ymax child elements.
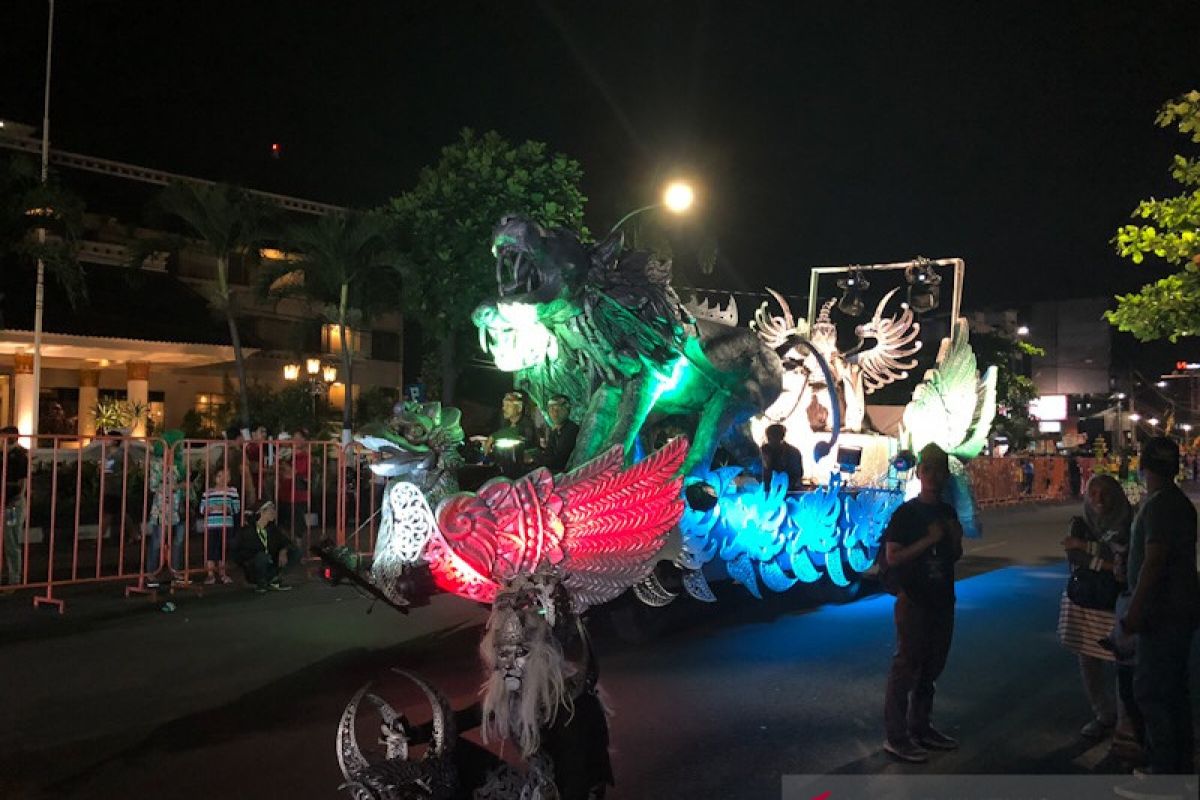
<box><xmin>283</xmin><ymin>358</ymin><xmax>337</xmax><ymax>425</ymax></box>
<box><xmin>609</xmin><ymin>179</ymin><xmax>696</xmax><ymax>234</ymax></box>
<box><xmin>28</xmin><ymin>0</ymin><xmax>56</xmax><ymax>444</ymax></box>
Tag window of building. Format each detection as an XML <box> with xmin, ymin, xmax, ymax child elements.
<box><xmin>372</xmin><ymin>330</ymin><xmax>401</xmax><ymax>362</ymax></box>
<box><xmin>322</xmin><ymin>323</ymin><xmax>365</xmax><ymax>356</ymax></box>
<box><xmin>194</xmin><ymin>393</ymin><xmax>228</xmax><ymax>430</ymax></box>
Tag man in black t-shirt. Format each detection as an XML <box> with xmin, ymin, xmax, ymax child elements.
<box><xmin>543</xmin><ymin>395</ymin><xmax>580</xmax><ymax>473</ymax></box>
<box><xmin>1124</xmin><ymin>437</ymin><xmax>1199</xmax><ymax>774</ymax></box>
<box><xmin>761</xmin><ymin>423</ymin><xmax>804</xmax><ymax>491</ymax></box>
<box><xmin>881</xmin><ymin>443</ymin><xmax>964</xmax><ymax>763</ymax></box>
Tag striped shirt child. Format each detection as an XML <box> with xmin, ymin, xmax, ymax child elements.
<box><xmin>200</xmin><ymin>486</ymin><xmax>241</xmax><ymax>533</ymax></box>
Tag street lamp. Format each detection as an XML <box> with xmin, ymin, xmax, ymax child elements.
<box><xmin>1129</xmin><ymin>413</ymin><xmax>1142</xmax><ymax>422</ymax></box>
<box><xmin>662</xmin><ymin>181</ymin><xmax>695</xmax><ymax>214</ymax></box>
<box><xmin>609</xmin><ymin>178</ymin><xmax>697</xmax><ymax>233</ymax></box>
<box><xmin>1148</xmin><ymin>417</ymin><xmax>1160</xmax><ymax>427</ymax></box>
<box><xmin>1016</xmin><ymin>325</ymin><xmax>1030</xmax><ymax>337</ymax></box>
<box><xmin>284</xmin><ymin>358</ymin><xmax>336</xmax><ymax>421</ymax></box>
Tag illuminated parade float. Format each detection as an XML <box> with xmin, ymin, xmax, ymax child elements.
<box><xmin>327</xmin><ymin>216</ymin><xmax>997</xmax><ymax>798</ymax></box>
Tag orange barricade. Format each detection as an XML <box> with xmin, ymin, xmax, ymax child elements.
<box><xmin>966</xmin><ymin>455</ymin><xmax>1090</xmax><ymax>507</ymax></box>
<box><xmin>0</xmin><ymin>434</ymin><xmax>389</xmax><ymax>614</ymax></box>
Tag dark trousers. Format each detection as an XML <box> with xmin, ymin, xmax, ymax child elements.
<box><xmin>885</xmin><ymin>594</ymin><xmax>955</xmax><ymax>743</ymax></box>
<box><xmin>1134</xmin><ymin>622</ymin><xmax>1196</xmax><ymax>773</ymax></box>
<box><xmin>1117</xmin><ymin>664</ymin><xmax>1144</xmax><ymax>744</ymax></box>
<box><xmin>242</xmin><ymin>542</ymin><xmax>303</xmax><ymax>588</ymax></box>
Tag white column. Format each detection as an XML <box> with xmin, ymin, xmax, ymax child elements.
<box><xmin>126</xmin><ymin>361</ymin><xmax>149</xmax><ymax>437</ymax></box>
<box><xmin>78</xmin><ymin>367</ymin><xmax>100</xmax><ymax>439</ymax></box>
<box><xmin>13</xmin><ymin>353</ymin><xmax>35</xmax><ymax>448</ymax></box>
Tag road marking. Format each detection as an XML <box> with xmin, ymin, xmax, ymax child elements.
<box><xmin>964</xmin><ymin>540</ymin><xmax>1009</xmax><ymax>554</ymax></box>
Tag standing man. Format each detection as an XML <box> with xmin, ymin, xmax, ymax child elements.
<box><xmin>1123</xmin><ymin>436</ymin><xmax>1199</xmax><ymax>774</ymax></box>
<box><xmin>278</xmin><ymin>428</ymin><xmax>312</xmax><ymax>542</ymax></box>
<box><xmin>882</xmin><ymin>443</ymin><xmax>964</xmax><ymax>763</ymax></box>
<box><xmin>760</xmin><ymin>423</ymin><xmax>804</xmax><ymax>491</ymax></box>
<box><xmin>1</xmin><ymin>426</ymin><xmax>29</xmax><ymax>586</ymax></box>
<box><xmin>542</xmin><ymin>394</ymin><xmax>579</xmax><ymax>472</ymax></box>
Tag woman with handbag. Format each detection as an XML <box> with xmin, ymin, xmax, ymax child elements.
<box><xmin>1057</xmin><ymin>474</ymin><xmax>1131</xmax><ymax>739</ymax></box>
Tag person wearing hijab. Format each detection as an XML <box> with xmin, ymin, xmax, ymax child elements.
<box><xmin>1057</xmin><ymin>474</ymin><xmax>1131</xmax><ymax>741</ymax></box>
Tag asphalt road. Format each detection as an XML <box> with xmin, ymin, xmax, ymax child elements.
<box><xmin>2</xmin><ymin>499</ymin><xmax>1198</xmax><ymax>799</ymax></box>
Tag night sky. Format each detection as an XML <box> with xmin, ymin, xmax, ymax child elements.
<box><xmin>2</xmin><ymin>0</ymin><xmax>1198</xmax><ymax>309</ymax></box>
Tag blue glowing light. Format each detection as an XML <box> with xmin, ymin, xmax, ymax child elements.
<box><xmin>679</xmin><ymin>469</ymin><xmax>904</xmax><ymax>596</ymax></box>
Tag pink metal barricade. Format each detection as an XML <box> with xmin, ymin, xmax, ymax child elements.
<box><xmin>0</xmin><ymin>433</ymin><xmax>388</xmax><ymax>614</ymax></box>
<box><xmin>0</xmin><ymin>434</ymin><xmax>171</xmax><ymax>613</ymax></box>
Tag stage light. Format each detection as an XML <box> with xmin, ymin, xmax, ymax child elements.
<box><xmin>836</xmin><ymin>268</ymin><xmax>870</xmax><ymax>317</ymax></box>
<box><xmin>905</xmin><ymin>258</ymin><xmax>941</xmax><ymax>314</ymax></box>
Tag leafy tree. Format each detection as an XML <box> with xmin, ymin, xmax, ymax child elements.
<box><xmin>131</xmin><ymin>181</ymin><xmax>276</xmax><ymax>436</ymax></box>
<box><xmin>1107</xmin><ymin>90</ymin><xmax>1200</xmax><ymax>342</ymax></box>
<box><xmin>386</xmin><ymin>129</ymin><xmax>587</xmax><ymax>402</ymax></box>
<box><xmin>231</xmin><ymin>382</ymin><xmax>326</xmax><ymax>440</ymax></box>
<box><xmin>355</xmin><ymin>385</ymin><xmax>400</xmax><ymax>425</ymax></box>
<box><xmin>0</xmin><ymin>154</ymin><xmax>87</xmax><ymax>312</ymax></box>
<box><xmin>264</xmin><ymin>212</ymin><xmax>403</xmax><ymax>443</ymax></box>
<box><xmin>972</xmin><ymin>331</ymin><xmax>1045</xmax><ymax>451</ymax></box>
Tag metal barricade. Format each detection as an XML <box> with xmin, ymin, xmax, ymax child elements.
<box><xmin>0</xmin><ymin>434</ymin><xmax>387</xmax><ymax>613</ymax></box>
<box><xmin>0</xmin><ymin>434</ymin><xmax>169</xmax><ymax>613</ymax></box>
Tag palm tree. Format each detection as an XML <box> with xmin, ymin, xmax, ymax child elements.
<box><xmin>264</xmin><ymin>212</ymin><xmax>403</xmax><ymax>443</ymax></box>
<box><xmin>135</xmin><ymin>181</ymin><xmax>275</xmax><ymax>436</ymax></box>
<box><xmin>0</xmin><ymin>154</ymin><xmax>87</xmax><ymax>313</ymax></box>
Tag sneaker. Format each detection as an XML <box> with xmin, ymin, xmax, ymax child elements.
<box><xmin>268</xmin><ymin>580</ymin><xmax>292</xmax><ymax>592</ymax></box>
<box><xmin>144</xmin><ymin>575</ymin><xmax>161</xmax><ymax>589</ymax></box>
<box><xmin>883</xmin><ymin>739</ymin><xmax>929</xmax><ymax>763</ymax></box>
<box><xmin>218</xmin><ymin>574</ymin><xmax>233</xmax><ymax>585</ymax></box>
<box><xmin>1082</xmin><ymin>717</ymin><xmax>1115</xmax><ymax>739</ymax></box>
<box><xmin>1113</xmin><ymin>771</ymin><xmax>1187</xmax><ymax>800</ymax></box>
<box><xmin>254</xmin><ymin>585</ymin><xmax>268</xmax><ymax>594</ymax></box>
<box><xmin>914</xmin><ymin>727</ymin><xmax>959</xmax><ymax>751</ymax></box>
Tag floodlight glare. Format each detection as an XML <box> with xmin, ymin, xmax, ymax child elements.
<box><xmin>662</xmin><ymin>181</ymin><xmax>695</xmax><ymax>214</ymax></box>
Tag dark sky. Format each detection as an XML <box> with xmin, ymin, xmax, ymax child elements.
<box><xmin>2</xmin><ymin>0</ymin><xmax>1198</xmax><ymax>308</ymax></box>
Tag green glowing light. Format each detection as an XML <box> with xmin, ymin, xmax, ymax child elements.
<box><xmin>494</xmin><ymin>438</ymin><xmax>524</xmax><ymax>449</ymax></box>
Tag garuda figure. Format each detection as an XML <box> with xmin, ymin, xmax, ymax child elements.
<box><xmin>472</xmin><ymin>215</ymin><xmax>782</xmax><ymax>476</ymax></box>
<box><xmin>749</xmin><ymin>288</ymin><xmax>921</xmax><ymax>447</ymax></box>
<box><xmin>334</xmin><ymin>438</ymin><xmax>688</xmax><ymax>799</ymax></box>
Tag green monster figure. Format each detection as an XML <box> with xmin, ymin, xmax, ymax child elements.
<box><xmin>473</xmin><ymin>215</ymin><xmax>783</xmax><ymax>476</ymax></box>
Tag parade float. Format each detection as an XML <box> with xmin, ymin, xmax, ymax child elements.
<box><xmin>323</xmin><ymin>216</ymin><xmax>999</xmax><ymax>798</ymax></box>
<box><xmin>347</xmin><ymin>217</ymin><xmax>999</xmax><ymax>606</ymax></box>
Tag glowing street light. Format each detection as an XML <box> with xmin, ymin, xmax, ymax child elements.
<box><xmin>610</xmin><ymin>179</ymin><xmax>698</xmax><ymax>233</ymax></box>
<box><xmin>662</xmin><ymin>180</ymin><xmax>695</xmax><ymax>214</ymax></box>
<box><xmin>1148</xmin><ymin>417</ymin><xmax>1160</xmax><ymax>427</ymax></box>
<box><xmin>1181</xmin><ymin>423</ymin><xmax>1193</xmax><ymax>433</ymax></box>
<box><xmin>1129</xmin><ymin>413</ymin><xmax>1142</xmax><ymax>422</ymax></box>
<box><xmin>1016</xmin><ymin>325</ymin><xmax>1030</xmax><ymax>336</ymax></box>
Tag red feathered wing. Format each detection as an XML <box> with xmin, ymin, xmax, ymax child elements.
<box><xmin>428</xmin><ymin>438</ymin><xmax>687</xmax><ymax>607</ymax></box>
